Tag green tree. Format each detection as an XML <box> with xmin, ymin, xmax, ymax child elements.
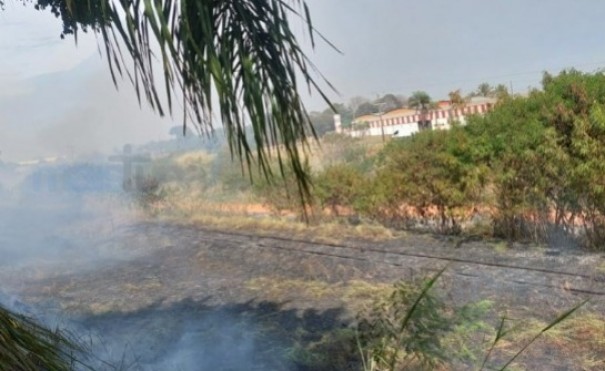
<box><xmin>372</xmin><ymin>128</ymin><xmax>484</xmax><ymax>232</ymax></box>
<box><xmin>464</xmin><ymin>95</ymin><xmax>561</xmax><ymax>240</ymax></box>
<box><xmin>408</xmin><ymin>91</ymin><xmax>432</xmax><ymax>110</ymax></box>
<box><xmin>493</xmin><ymin>84</ymin><xmax>510</xmax><ymax>100</ymax></box>
<box><xmin>348</xmin><ymin>96</ymin><xmax>370</xmax><ymax>115</ymax></box>
<box><xmin>408</xmin><ymin>91</ymin><xmax>433</xmax><ymax>130</ymax></box>
<box><xmin>309</xmin><ymin>110</ymin><xmax>336</xmax><ymax>136</ymax></box>
<box><xmin>355</xmin><ymin>102</ymin><xmax>378</xmax><ymax>117</ymax></box>
<box><xmin>475</xmin><ymin>83</ymin><xmax>493</xmax><ymax>97</ymax></box>
<box><xmin>314</xmin><ymin>164</ymin><xmax>366</xmax><ymax>216</ymax></box>
<box><xmin>538</xmin><ymin>70</ymin><xmax>605</xmax><ymax>246</ymax></box>
<box><xmin>376</xmin><ymin>93</ymin><xmax>405</xmax><ymax>112</ymax></box>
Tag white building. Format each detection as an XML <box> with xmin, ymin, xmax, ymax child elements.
<box><xmin>336</xmin><ymin>97</ymin><xmax>497</xmax><ymax>138</ymax></box>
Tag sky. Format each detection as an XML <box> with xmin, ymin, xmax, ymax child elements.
<box><xmin>2</xmin><ymin>0</ymin><xmax>605</xmax><ymax>161</ymax></box>
<box><xmin>0</xmin><ymin>2</ymin><xmax>172</xmax><ymax>162</ymax></box>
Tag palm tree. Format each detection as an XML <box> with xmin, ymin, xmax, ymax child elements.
<box><xmin>9</xmin><ymin>0</ymin><xmax>334</xmax><ymax>202</ymax></box>
<box><xmin>476</xmin><ymin>82</ymin><xmax>493</xmax><ymax>97</ymax></box>
<box><xmin>408</xmin><ymin>91</ymin><xmax>432</xmax><ymax>131</ymax></box>
<box><xmin>408</xmin><ymin>91</ymin><xmax>432</xmax><ymax>110</ymax></box>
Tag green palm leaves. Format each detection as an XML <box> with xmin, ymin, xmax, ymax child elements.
<box><xmin>28</xmin><ymin>0</ymin><xmax>335</xmax><ymax>201</ymax></box>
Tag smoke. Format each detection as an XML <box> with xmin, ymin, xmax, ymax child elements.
<box><xmin>1</xmin><ymin>7</ymin><xmax>299</xmax><ymax>370</ymax></box>
<box><xmin>78</xmin><ymin>306</ymin><xmax>285</xmax><ymax>371</ymax></box>
<box><xmin>0</xmin><ymin>157</ymin><xmax>298</xmax><ymax>370</ymax></box>
<box><xmin>0</xmin><ymin>55</ymin><xmax>172</xmax><ymax>163</ymax></box>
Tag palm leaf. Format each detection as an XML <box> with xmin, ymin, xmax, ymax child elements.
<box><xmin>25</xmin><ymin>0</ymin><xmax>334</xmax><ymax>207</ymax></box>
<box><xmin>0</xmin><ymin>303</ymin><xmax>89</xmax><ymax>371</ymax></box>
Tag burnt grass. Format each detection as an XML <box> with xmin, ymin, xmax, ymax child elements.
<box><xmin>2</xmin><ymin>214</ymin><xmax>605</xmax><ymax>370</ymax></box>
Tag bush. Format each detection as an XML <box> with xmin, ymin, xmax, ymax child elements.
<box><xmin>314</xmin><ymin>164</ymin><xmax>367</xmax><ymax>216</ymax></box>
<box><xmin>362</xmin><ymin>129</ymin><xmax>484</xmax><ymax>233</ymax></box>
<box><xmin>253</xmin><ymin>160</ymin><xmax>314</xmax><ymax>218</ymax></box>
<box><xmin>355</xmin><ymin>269</ymin><xmax>491</xmax><ymax>370</ymax></box>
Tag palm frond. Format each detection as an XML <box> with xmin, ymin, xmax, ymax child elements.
<box><xmin>0</xmin><ymin>304</ymin><xmax>88</xmax><ymax>371</ymax></box>
<box><xmin>26</xmin><ymin>0</ymin><xmax>334</xmax><ymax>205</ymax></box>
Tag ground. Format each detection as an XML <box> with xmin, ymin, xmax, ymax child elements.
<box><xmin>1</xmin><ymin>196</ymin><xmax>604</xmax><ymax>370</ymax></box>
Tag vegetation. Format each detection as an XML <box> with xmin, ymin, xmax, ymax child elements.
<box><xmin>6</xmin><ymin>0</ymin><xmax>341</xmax><ymax>209</ymax></box>
<box><xmin>5</xmin><ymin>2</ymin><xmax>603</xmax><ymax>370</ymax></box>
<box><xmin>277</xmin><ymin>269</ymin><xmax>589</xmax><ymax>371</ymax></box>
<box><xmin>141</xmin><ymin>70</ymin><xmax>605</xmax><ymax>250</ymax></box>
<box><xmin>303</xmin><ymin>70</ymin><xmax>605</xmax><ymax>249</ymax></box>
<box><xmin>0</xmin><ymin>304</ymin><xmax>85</xmax><ymax>370</ymax></box>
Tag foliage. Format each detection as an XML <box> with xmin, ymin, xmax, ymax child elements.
<box><xmin>356</xmin><ymin>102</ymin><xmax>380</xmax><ymax>117</ymax></box>
<box><xmin>320</xmin><ymin>133</ymin><xmax>370</xmax><ymax>168</ymax></box>
<box><xmin>465</xmin><ymin>70</ymin><xmax>605</xmax><ymax>246</ymax></box>
<box><xmin>376</xmin><ymin>94</ymin><xmax>405</xmax><ymax>112</ymax></box>
<box><xmin>407</xmin><ymin>91</ymin><xmax>432</xmax><ymax>111</ymax></box>
<box><xmin>480</xmin><ymin>300</ymin><xmax>588</xmax><ymax>371</ymax></box>
<box><xmin>367</xmin><ymin>129</ymin><xmax>484</xmax><ymax>233</ymax></box>
<box><xmin>354</xmin><ymin>269</ymin><xmax>586</xmax><ymax>371</ymax></box>
<box><xmin>476</xmin><ymin>83</ymin><xmax>493</xmax><ymax>97</ymax></box>
<box><xmin>139</xmin><ymin>69</ymin><xmax>605</xmax><ymax>248</ymax></box>
<box><xmin>314</xmin><ymin>164</ymin><xmax>367</xmax><ymax>215</ymax></box>
<box><xmin>464</xmin><ymin>95</ymin><xmax>561</xmax><ymax>240</ymax></box>
<box><xmin>253</xmin><ymin>159</ymin><xmax>314</xmax><ymax>217</ymax></box>
<box><xmin>134</xmin><ymin>176</ymin><xmax>166</xmax><ymax>211</ymax></box>
<box><xmin>17</xmin><ymin>0</ymin><xmax>337</xmax><ymax>209</ymax></box>
<box><xmin>0</xmin><ymin>304</ymin><xmax>86</xmax><ymax>371</ymax></box>
<box><xmin>356</xmin><ymin>269</ymin><xmax>452</xmax><ymax>370</ymax></box>
<box><xmin>448</xmin><ymin>89</ymin><xmax>465</xmax><ymax>108</ymax></box>
<box><xmin>341</xmin><ymin>70</ymin><xmax>605</xmax><ymax>248</ymax></box>
<box><xmin>355</xmin><ymin>268</ymin><xmax>496</xmax><ymax>371</ymax></box>
<box><xmin>353</xmin><ymin>121</ymin><xmax>371</xmax><ymax>133</ymax></box>
<box><xmin>494</xmin><ymin>84</ymin><xmax>510</xmax><ymax>100</ymax></box>
<box><xmin>309</xmin><ymin>103</ymin><xmax>354</xmax><ymax>136</ymax></box>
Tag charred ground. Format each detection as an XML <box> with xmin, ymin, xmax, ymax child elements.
<box><xmin>1</xmin><ymin>200</ymin><xmax>604</xmax><ymax>370</ymax></box>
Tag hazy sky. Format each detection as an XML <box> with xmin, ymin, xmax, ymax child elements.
<box><xmin>2</xmin><ymin>0</ymin><xmax>605</xmax><ymax>160</ymax></box>
<box><xmin>305</xmin><ymin>0</ymin><xmax>605</xmax><ymax>102</ymax></box>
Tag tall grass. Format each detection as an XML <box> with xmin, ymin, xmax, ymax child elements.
<box><xmin>0</xmin><ymin>304</ymin><xmax>87</xmax><ymax>371</ymax></box>
<box><xmin>355</xmin><ymin>268</ymin><xmax>588</xmax><ymax>371</ymax></box>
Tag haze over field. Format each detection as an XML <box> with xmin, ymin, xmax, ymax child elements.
<box><xmin>2</xmin><ymin>0</ymin><xmax>605</xmax><ymax>161</ymax></box>
<box><xmin>3</xmin><ymin>2</ymin><xmax>605</xmax><ymax>369</ymax></box>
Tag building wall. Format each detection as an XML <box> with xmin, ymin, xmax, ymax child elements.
<box><xmin>342</xmin><ymin>100</ymin><xmax>494</xmax><ymax>138</ymax></box>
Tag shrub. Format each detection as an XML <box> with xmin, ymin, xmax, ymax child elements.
<box><xmin>253</xmin><ymin>160</ymin><xmax>314</xmax><ymax>218</ymax></box>
<box><xmin>355</xmin><ymin>269</ymin><xmax>491</xmax><ymax>370</ymax></box>
<box><xmin>366</xmin><ymin>129</ymin><xmax>484</xmax><ymax>233</ymax></box>
<box><xmin>314</xmin><ymin>164</ymin><xmax>367</xmax><ymax>216</ymax></box>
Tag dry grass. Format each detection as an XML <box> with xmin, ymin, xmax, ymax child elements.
<box><xmin>153</xmin><ymin>193</ymin><xmax>398</xmax><ymax>244</ymax></box>
<box><xmin>244</xmin><ymin>277</ymin><xmax>391</xmax><ymax>312</ymax></box>
<box><xmin>491</xmin><ymin>312</ymin><xmax>605</xmax><ymax>370</ymax></box>
<box><xmin>173</xmin><ymin>151</ymin><xmax>216</xmax><ymax>167</ymax></box>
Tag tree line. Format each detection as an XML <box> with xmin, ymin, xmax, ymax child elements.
<box><xmin>275</xmin><ymin>71</ymin><xmax>605</xmax><ymax>248</ymax></box>
<box><xmin>309</xmin><ymin>83</ymin><xmax>511</xmax><ymax>136</ymax></box>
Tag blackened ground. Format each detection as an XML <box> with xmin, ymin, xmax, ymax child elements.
<box><xmin>1</xmin><ymin>205</ymin><xmax>604</xmax><ymax>370</ymax></box>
